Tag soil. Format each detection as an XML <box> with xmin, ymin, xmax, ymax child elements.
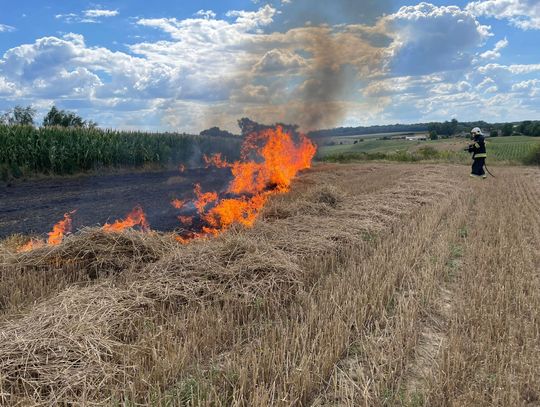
<box><xmin>0</xmin><ymin>167</ymin><xmax>230</xmax><ymax>239</ymax></box>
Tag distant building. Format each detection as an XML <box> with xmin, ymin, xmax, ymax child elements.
<box><xmin>405</xmin><ymin>135</ymin><xmax>427</xmax><ymax>141</ymax></box>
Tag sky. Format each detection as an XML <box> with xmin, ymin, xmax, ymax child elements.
<box><xmin>0</xmin><ymin>0</ymin><xmax>539</xmax><ymax>133</ymax></box>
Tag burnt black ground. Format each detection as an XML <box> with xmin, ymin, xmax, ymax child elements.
<box><xmin>0</xmin><ymin>168</ymin><xmax>230</xmax><ymax>239</ymax></box>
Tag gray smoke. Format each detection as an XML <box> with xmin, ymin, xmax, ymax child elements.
<box><xmin>249</xmin><ymin>0</ymin><xmax>393</xmax><ymax>131</ymax></box>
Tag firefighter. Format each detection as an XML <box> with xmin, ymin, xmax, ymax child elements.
<box><xmin>466</xmin><ymin>127</ymin><xmax>487</xmax><ymax>179</ymax></box>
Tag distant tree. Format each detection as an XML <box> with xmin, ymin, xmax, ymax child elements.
<box><xmin>238</xmin><ymin>117</ymin><xmax>265</xmax><ymax>137</ymax></box>
<box><xmin>490</xmin><ymin>129</ymin><xmax>499</xmax><ymax>138</ymax></box>
<box><xmin>450</xmin><ymin>118</ymin><xmax>459</xmax><ymax>135</ymax></box>
<box><xmin>518</xmin><ymin>121</ymin><xmax>532</xmax><ymax>135</ymax></box>
<box><xmin>0</xmin><ymin>105</ymin><xmax>36</xmax><ymax>126</ymax></box>
<box><xmin>502</xmin><ymin>123</ymin><xmax>513</xmax><ymax>137</ymax></box>
<box><xmin>42</xmin><ymin>106</ymin><xmax>93</xmax><ymax>128</ymax></box>
<box><xmin>200</xmin><ymin>126</ymin><xmax>236</xmax><ymax>138</ymax></box>
<box><xmin>429</xmin><ymin>119</ymin><xmax>459</xmax><ymax>138</ymax></box>
<box><xmin>237</xmin><ymin>117</ymin><xmax>299</xmax><ymax>137</ymax></box>
<box><xmin>429</xmin><ymin>130</ymin><xmax>438</xmax><ymax>140</ymax></box>
<box><xmin>530</xmin><ymin>122</ymin><xmax>540</xmax><ymax>137</ymax></box>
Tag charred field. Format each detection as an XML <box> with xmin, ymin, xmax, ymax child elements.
<box><xmin>0</xmin><ymin>167</ymin><xmax>231</xmax><ymax>239</ymax></box>
<box><xmin>1</xmin><ymin>158</ymin><xmax>539</xmax><ymax>406</ymax></box>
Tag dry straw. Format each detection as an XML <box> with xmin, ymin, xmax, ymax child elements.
<box><xmin>0</xmin><ymin>163</ymin><xmax>467</xmax><ymax>405</ymax></box>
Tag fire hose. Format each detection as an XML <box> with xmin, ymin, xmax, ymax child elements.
<box><xmin>483</xmin><ymin>163</ymin><xmax>496</xmax><ymax>178</ymax></box>
<box><xmin>463</xmin><ymin>147</ymin><xmax>496</xmax><ymax>178</ymax></box>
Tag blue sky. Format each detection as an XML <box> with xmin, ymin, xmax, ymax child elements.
<box><xmin>1</xmin><ymin>0</ymin><xmax>539</xmax><ymax>132</ymax></box>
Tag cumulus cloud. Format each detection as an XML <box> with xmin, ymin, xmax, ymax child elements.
<box><xmin>466</xmin><ymin>0</ymin><xmax>540</xmax><ymax>30</ymax></box>
<box><xmin>384</xmin><ymin>2</ymin><xmax>492</xmax><ymax>75</ymax></box>
<box><xmin>1</xmin><ymin>2</ymin><xmax>539</xmax><ymax>130</ymax></box>
<box><xmin>0</xmin><ymin>76</ymin><xmax>18</xmax><ymax>95</ymax></box>
<box><xmin>0</xmin><ymin>33</ymin><xmax>178</xmax><ymax>102</ymax></box>
<box><xmin>0</xmin><ymin>23</ymin><xmax>15</xmax><ymax>32</ymax></box>
<box><xmin>479</xmin><ymin>37</ymin><xmax>509</xmax><ymax>59</ymax></box>
<box><xmin>195</xmin><ymin>10</ymin><xmax>216</xmax><ymax>20</ymax></box>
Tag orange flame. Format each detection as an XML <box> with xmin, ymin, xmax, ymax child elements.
<box><xmin>180</xmin><ymin>126</ymin><xmax>316</xmax><ymax>238</ymax></box>
<box><xmin>17</xmin><ymin>238</ymin><xmax>46</xmax><ymax>253</ymax></box>
<box><xmin>17</xmin><ymin>211</ymin><xmax>75</xmax><ymax>252</ymax></box>
<box><xmin>178</xmin><ymin>216</ymin><xmax>193</xmax><ymax>225</ymax></box>
<box><xmin>194</xmin><ymin>184</ymin><xmax>219</xmax><ymax>214</ymax></box>
<box><xmin>203</xmin><ymin>153</ymin><xmax>229</xmax><ymax>169</ymax></box>
<box><xmin>171</xmin><ymin>199</ymin><xmax>185</xmax><ymax>209</ymax></box>
<box><xmin>103</xmin><ymin>206</ymin><xmax>150</xmax><ymax>232</ymax></box>
<box><xmin>48</xmin><ymin>211</ymin><xmax>75</xmax><ymax>245</ymax></box>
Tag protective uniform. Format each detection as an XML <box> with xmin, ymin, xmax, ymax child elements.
<box><xmin>467</xmin><ymin>128</ymin><xmax>487</xmax><ymax>179</ymax></box>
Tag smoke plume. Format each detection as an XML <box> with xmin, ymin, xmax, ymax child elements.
<box><xmin>240</xmin><ymin>0</ymin><xmax>393</xmax><ymax>131</ymax></box>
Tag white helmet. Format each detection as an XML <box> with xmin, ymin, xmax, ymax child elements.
<box><xmin>471</xmin><ymin>127</ymin><xmax>483</xmax><ymax>136</ymax></box>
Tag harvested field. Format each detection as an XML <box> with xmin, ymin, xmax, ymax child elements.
<box><xmin>0</xmin><ymin>163</ymin><xmax>539</xmax><ymax>406</ymax></box>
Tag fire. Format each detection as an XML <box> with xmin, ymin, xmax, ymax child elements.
<box><xmin>17</xmin><ymin>211</ymin><xmax>75</xmax><ymax>252</ymax></box>
<box><xmin>48</xmin><ymin>211</ymin><xmax>75</xmax><ymax>245</ymax></box>
<box><xmin>203</xmin><ymin>153</ymin><xmax>229</xmax><ymax>169</ymax></box>
<box><xmin>103</xmin><ymin>206</ymin><xmax>150</xmax><ymax>232</ymax></box>
<box><xmin>178</xmin><ymin>216</ymin><xmax>193</xmax><ymax>225</ymax></box>
<box><xmin>17</xmin><ymin>239</ymin><xmax>46</xmax><ymax>253</ymax></box>
<box><xmin>180</xmin><ymin>125</ymin><xmax>316</xmax><ymax>238</ymax></box>
<box><xmin>194</xmin><ymin>184</ymin><xmax>219</xmax><ymax>214</ymax></box>
<box><xmin>16</xmin><ymin>125</ymin><xmax>315</xmax><ymax>250</ymax></box>
<box><xmin>171</xmin><ymin>199</ymin><xmax>185</xmax><ymax>209</ymax></box>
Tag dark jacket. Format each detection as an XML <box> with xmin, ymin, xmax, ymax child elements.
<box><xmin>467</xmin><ymin>135</ymin><xmax>487</xmax><ymax>158</ymax></box>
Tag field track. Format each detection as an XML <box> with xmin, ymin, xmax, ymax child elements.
<box><xmin>0</xmin><ymin>163</ymin><xmax>539</xmax><ymax>406</ymax></box>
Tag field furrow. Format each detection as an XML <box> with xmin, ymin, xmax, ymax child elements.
<box><xmin>0</xmin><ymin>164</ymin><xmax>538</xmax><ymax>406</ymax></box>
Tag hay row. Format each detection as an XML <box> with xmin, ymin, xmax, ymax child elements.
<box><xmin>0</xmin><ymin>164</ymin><xmax>460</xmax><ymax>404</ymax></box>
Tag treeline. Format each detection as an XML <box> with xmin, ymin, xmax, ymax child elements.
<box><xmin>309</xmin><ymin>123</ymin><xmax>431</xmax><ymax>138</ymax></box>
<box><xmin>1</xmin><ymin>105</ymin><xmax>97</xmax><ymax>128</ymax></box>
<box><xmin>310</xmin><ymin>119</ymin><xmax>540</xmax><ymax>138</ymax></box>
<box><xmin>0</xmin><ymin>125</ymin><xmax>241</xmax><ymax>180</ymax></box>
<box><xmin>514</xmin><ymin>121</ymin><xmax>540</xmax><ymax>137</ymax></box>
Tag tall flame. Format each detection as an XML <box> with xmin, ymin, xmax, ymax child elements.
<box><xmin>183</xmin><ymin>125</ymin><xmax>316</xmax><ymax>237</ymax></box>
<box><xmin>47</xmin><ymin>211</ymin><xmax>75</xmax><ymax>245</ymax></box>
<box><xmin>17</xmin><ymin>211</ymin><xmax>75</xmax><ymax>252</ymax></box>
<box><xmin>103</xmin><ymin>206</ymin><xmax>150</xmax><ymax>232</ymax></box>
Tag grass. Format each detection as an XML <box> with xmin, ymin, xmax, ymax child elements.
<box><xmin>317</xmin><ymin>135</ymin><xmax>540</xmax><ymax>165</ymax></box>
<box><xmin>0</xmin><ymin>163</ymin><xmax>539</xmax><ymax>405</ymax></box>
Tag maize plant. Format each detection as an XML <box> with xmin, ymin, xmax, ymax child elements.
<box><xmin>0</xmin><ymin>125</ymin><xmax>241</xmax><ymax>179</ymax></box>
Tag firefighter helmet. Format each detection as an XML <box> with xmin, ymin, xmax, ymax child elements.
<box><xmin>471</xmin><ymin>127</ymin><xmax>483</xmax><ymax>136</ymax></box>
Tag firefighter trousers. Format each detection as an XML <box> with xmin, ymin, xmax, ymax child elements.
<box><xmin>471</xmin><ymin>157</ymin><xmax>486</xmax><ymax>178</ymax></box>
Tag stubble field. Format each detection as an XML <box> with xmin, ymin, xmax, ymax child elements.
<box><xmin>1</xmin><ymin>162</ymin><xmax>539</xmax><ymax>406</ymax></box>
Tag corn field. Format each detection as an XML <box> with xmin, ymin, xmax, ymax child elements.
<box><xmin>0</xmin><ymin>125</ymin><xmax>241</xmax><ymax>179</ymax></box>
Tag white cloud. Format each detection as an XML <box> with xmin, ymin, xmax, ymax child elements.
<box><xmin>84</xmin><ymin>9</ymin><xmax>119</xmax><ymax>18</ymax></box>
<box><xmin>479</xmin><ymin>37</ymin><xmax>508</xmax><ymax>59</ymax></box>
<box><xmin>0</xmin><ymin>23</ymin><xmax>15</xmax><ymax>32</ymax></box>
<box><xmin>0</xmin><ymin>76</ymin><xmax>18</xmax><ymax>95</ymax></box>
<box><xmin>466</xmin><ymin>0</ymin><xmax>540</xmax><ymax>30</ymax></box>
<box><xmin>383</xmin><ymin>2</ymin><xmax>492</xmax><ymax>75</ymax></box>
<box><xmin>512</xmin><ymin>79</ymin><xmax>540</xmax><ymax>96</ymax></box>
<box><xmin>1</xmin><ymin>2</ymin><xmax>539</xmax><ymax>130</ymax></box>
<box><xmin>478</xmin><ymin>62</ymin><xmax>540</xmax><ymax>74</ymax></box>
<box><xmin>56</xmin><ymin>9</ymin><xmax>118</xmax><ymax>24</ymax></box>
<box><xmin>195</xmin><ymin>10</ymin><xmax>216</xmax><ymax>20</ymax></box>
<box><xmin>225</xmin><ymin>5</ymin><xmax>277</xmax><ymax>30</ymax></box>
